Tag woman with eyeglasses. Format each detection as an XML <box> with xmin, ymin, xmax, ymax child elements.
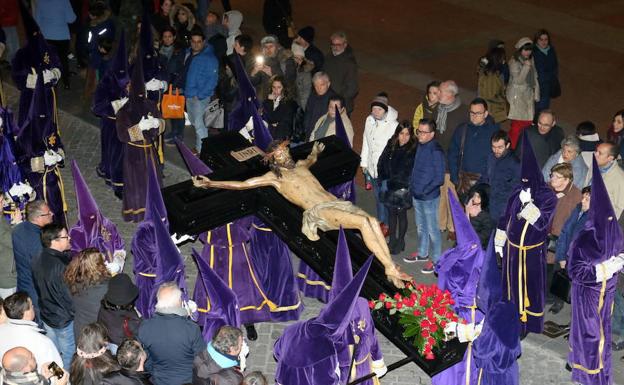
<box><xmin>545</xmin><ymin>163</ymin><xmax>581</xmax><ymax>314</ymax></box>
<box><xmin>65</xmin><ymin>248</ymin><xmax>111</xmax><ymax>338</ymax></box>
<box><xmin>506</xmin><ymin>37</ymin><xmax>540</xmax><ymax>149</ymax></box>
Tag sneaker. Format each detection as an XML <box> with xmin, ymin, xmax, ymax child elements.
<box><xmin>421</xmin><ymin>260</ymin><xmax>435</xmax><ymax>274</ymax></box>
<box><xmin>408</xmin><ymin>252</ymin><xmax>429</xmax><ymax>261</ymax></box>
<box><xmin>403</xmin><ymin>254</ymin><xmax>421</xmax><ymax>263</ymax></box>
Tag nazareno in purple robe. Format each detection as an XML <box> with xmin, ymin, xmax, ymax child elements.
<box><xmin>198</xmin><ymin>218</ymin><xmax>273</xmax><ymax>325</ymax></box>
<box><xmin>473</xmin><ymin>236</ymin><xmax>521</xmax><ymax>385</ymax></box>
<box><xmin>131</xmin><ymin>162</ymin><xmax>168</xmax><ymax>318</ymax></box>
<box><xmin>11</xmin><ymin>4</ymin><xmax>61</xmax><ymax>128</ymax></box>
<box><xmin>116</xmin><ymin>49</ymin><xmax>164</xmax><ymax>222</ymax></box>
<box><xmin>15</xmin><ymin>76</ymin><xmax>68</xmax><ymax>226</ymax></box>
<box><xmin>498</xmin><ymin>133</ymin><xmax>556</xmax><ymax>334</ymax></box>
<box><xmin>433</xmin><ymin>190</ymin><xmax>485</xmax><ymax>385</ymax></box>
<box><xmin>0</xmin><ymin>106</ymin><xmax>34</xmax><ymax>221</ymax></box>
<box><xmin>567</xmin><ymin>158</ymin><xmax>623</xmax><ymax>385</ymax></box>
<box><xmin>274</xmin><ymin>256</ymin><xmax>374</xmax><ymax>385</ymax></box>
<box><xmin>331</xmin><ymin>228</ymin><xmax>385</xmax><ymax>385</ymax></box>
<box><xmin>92</xmin><ymin>30</ymin><xmax>129</xmax><ymax>195</ymax></box>
<box><xmin>192</xmin><ymin>248</ymin><xmax>241</xmax><ymax>342</ymax></box>
<box><xmin>69</xmin><ymin>160</ymin><xmax>124</xmax><ymax>261</ymax></box>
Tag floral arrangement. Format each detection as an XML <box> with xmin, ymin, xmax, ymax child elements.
<box><xmin>369</xmin><ymin>282</ymin><xmax>461</xmax><ymax>360</ymax></box>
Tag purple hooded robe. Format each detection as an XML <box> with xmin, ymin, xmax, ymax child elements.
<box><xmin>498</xmin><ymin>133</ymin><xmax>556</xmax><ymax>334</ymax></box>
<box><xmin>68</xmin><ymin>160</ymin><xmax>124</xmax><ymax>261</ymax></box>
<box><xmin>568</xmin><ymin>158</ymin><xmax>623</xmax><ymax>385</ymax></box>
<box><xmin>274</xmin><ymin>256</ymin><xmax>374</xmax><ymax>385</ymax></box>
<box><xmin>331</xmin><ymin>228</ymin><xmax>385</xmax><ymax>385</ymax></box>
<box><xmin>15</xmin><ymin>76</ymin><xmax>67</xmax><ymax>225</ymax></box>
<box><xmin>432</xmin><ymin>190</ymin><xmax>485</xmax><ymax>385</ymax></box>
<box><xmin>131</xmin><ymin>162</ymin><xmax>167</xmax><ymax>318</ymax></box>
<box><xmin>116</xmin><ymin>49</ymin><xmax>164</xmax><ymax>222</ymax></box>
<box><xmin>92</xmin><ymin>30</ymin><xmax>129</xmax><ymax>194</ymax></box>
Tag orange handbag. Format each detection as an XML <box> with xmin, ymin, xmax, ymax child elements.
<box><xmin>161</xmin><ymin>85</ymin><xmax>185</xmax><ymax>119</ymax></box>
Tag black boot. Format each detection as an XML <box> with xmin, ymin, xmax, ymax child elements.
<box><xmin>387</xmin><ymin>236</ymin><xmax>398</xmax><ymax>253</ymax></box>
<box><xmin>391</xmin><ymin>238</ymin><xmax>405</xmax><ymax>255</ymax></box>
<box><xmin>244</xmin><ymin>324</ymin><xmax>257</xmax><ymax>341</ymax></box>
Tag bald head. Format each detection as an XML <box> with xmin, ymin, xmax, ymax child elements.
<box><xmin>2</xmin><ymin>347</ymin><xmax>37</xmax><ymax>373</ymax></box>
<box><xmin>155</xmin><ymin>282</ymin><xmax>183</xmax><ymax>310</ymax></box>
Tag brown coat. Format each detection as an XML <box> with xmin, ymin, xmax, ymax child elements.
<box><xmin>550</xmin><ymin>183</ymin><xmax>582</xmax><ymax>237</ymax></box>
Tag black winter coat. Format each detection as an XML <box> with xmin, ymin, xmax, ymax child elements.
<box><xmin>31</xmin><ymin>248</ymin><xmax>74</xmax><ymax>328</ymax></box>
<box><xmin>262</xmin><ymin>98</ymin><xmax>298</xmax><ymax>140</ymax></box>
<box><xmin>377</xmin><ymin>141</ymin><xmax>417</xmax><ymax>192</ymax></box>
<box><xmin>101</xmin><ymin>369</ymin><xmax>153</xmax><ymax>385</ymax></box>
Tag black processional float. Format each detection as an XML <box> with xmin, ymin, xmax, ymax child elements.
<box><xmin>162</xmin><ymin>132</ymin><xmax>467</xmax><ymax>377</ymax></box>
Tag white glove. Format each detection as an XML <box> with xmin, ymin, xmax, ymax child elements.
<box><xmin>105</xmin><ymin>259</ymin><xmax>123</xmax><ymax>274</ymax></box>
<box><xmin>370</xmin><ymin>359</ymin><xmax>388</xmax><ymax>378</ymax></box>
<box><xmin>494</xmin><ymin>228</ymin><xmax>507</xmax><ymax>256</ymax></box>
<box><xmin>9</xmin><ymin>182</ymin><xmax>34</xmax><ymax>198</ymax></box>
<box><xmin>0</xmin><ymin>116</ymin><xmax>3</xmax><ymax>128</ymax></box>
<box><xmin>518</xmin><ymin>202</ymin><xmax>541</xmax><ymax>225</ymax></box>
<box><xmin>113</xmin><ymin>249</ymin><xmax>127</xmax><ymax>261</ymax></box>
<box><xmin>145</xmin><ymin>78</ymin><xmax>165</xmax><ymax>91</ymax></box>
<box><xmin>43</xmin><ymin>69</ymin><xmax>58</xmax><ymax>84</ymax></box>
<box><xmin>519</xmin><ymin>188</ymin><xmax>532</xmax><ymax>204</ymax></box>
<box><xmin>111</xmin><ymin>97</ymin><xmax>129</xmax><ymax>114</ymax></box>
<box><xmin>456</xmin><ymin>322</ymin><xmax>483</xmax><ymax>343</ymax></box>
<box><xmin>239</xmin><ymin>341</ymin><xmax>250</xmax><ymax>371</ymax></box>
<box><xmin>595</xmin><ymin>256</ymin><xmax>624</xmax><ymax>282</ymax></box>
<box><xmin>138</xmin><ymin>116</ymin><xmax>152</xmax><ymax>131</ymax></box>
<box><xmin>171</xmin><ymin>233</ymin><xmax>193</xmax><ymax>245</ymax></box>
<box><xmin>26</xmin><ymin>72</ymin><xmax>38</xmax><ymax>89</ymax></box>
<box><xmin>444</xmin><ymin>321</ymin><xmax>458</xmax><ymax>338</ymax></box>
<box><xmin>148</xmin><ymin>116</ymin><xmax>161</xmax><ymax>129</ymax></box>
<box><xmin>186</xmin><ymin>299</ymin><xmax>198</xmax><ymax>313</ymax></box>
<box><xmin>43</xmin><ymin>150</ymin><xmax>63</xmax><ymax>166</ymax></box>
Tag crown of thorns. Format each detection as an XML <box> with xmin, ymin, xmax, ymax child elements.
<box><xmin>263</xmin><ymin>140</ymin><xmax>290</xmax><ymax>163</ymax></box>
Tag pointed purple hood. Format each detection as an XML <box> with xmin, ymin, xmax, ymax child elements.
<box><xmin>251</xmin><ymin>103</ymin><xmax>273</xmax><ymax>151</ymax></box>
<box><xmin>110</xmin><ymin>29</ymin><xmax>129</xmax><ymax>88</ymax></box>
<box><xmin>520</xmin><ymin>129</ymin><xmax>543</xmax><ymax>191</ymax></box>
<box><xmin>274</xmin><ymin>255</ymin><xmax>373</xmax><ymax>371</ymax></box>
<box><xmin>572</xmin><ymin>157</ymin><xmax>624</xmax><ymax>262</ymax></box>
<box><xmin>152</xmin><ymin>194</ymin><xmax>187</xmax><ymax>293</ymax></box>
<box><xmin>176</xmin><ymin>139</ymin><xmax>213</xmax><ymax>176</ymax></box>
<box><xmin>71</xmin><ymin>160</ymin><xmax>99</xmax><ymax>223</ymax></box>
<box><xmin>334</xmin><ymin>105</ymin><xmax>351</xmax><ymax>148</ymax></box>
<box><xmin>192</xmin><ymin>248</ymin><xmax>240</xmax><ymax>341</ymax></box>
<box><xmin>435</xmin><ymin>190</ymin><xmax>485</xmax><ymax>307</ymax></box>
<box><xmin>328</xmin><ymin>227</ymin><xmax>356</xmax><ymax>301</ymax></box>
<box><xmin>143</xmin><ymin>161</ymin><xmax>167</xmax><ymax>225</ymax></box>
<box><xmin>0</xmin><ymin>107</ymin><xmax>27</xmax><ymax>200</ymax></box>
<box><xmin>227</xmin><ymin>54</ymin><xmax>260</xmax><ymax>131</ymax></box>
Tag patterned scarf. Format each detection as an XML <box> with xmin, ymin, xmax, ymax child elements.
<box><xmin>436</xmin><ymin>96</ymin><xmax>462</xmax><ymax>134</ymax></box>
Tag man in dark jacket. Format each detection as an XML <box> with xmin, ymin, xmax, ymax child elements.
<box><xmin>324</xmin><ymin>31</ymin><xmax>358</xmax><ymax>115</ymax></box>
<box><xmin>138</xmin><ymin>282</ymin><xmax>206</xmax><ymax>385</ymax></box>
<box><xmin>303</xmin><ymin>72</ymin><xmax>337</xmax><ymax>141</ymax></box>
<box><xmin>515</xmin><ymin>109</ymin><xmax>565</xmax><ymax>168</ymax></box>
<box><xmin>11</xmin><ymin>200</ymin><xmax>53</xmax><ymax>316</ymax></box>
<box><xmin>193</xmin><ymin>326</ymin><xmax>245</xmax><ymax>385</ymax></box>
<box><xmin>481</xmin><ymin>130</ymin><xmax>520</xmax><ymax>221</ymax></box>
<box><xmin>102</xmin><ymin>339</ymin><xmax>153</xmax><ymax>385</ymax></box>
<box><xmin>294</xmin><ymin>26</ymin><xmax>324</xmax><ymax>74</ymax></box>
<box><xmin>447</xmin><ymin>98</ymin><xmax>500</xmax><ymax>192</ymax></box>
<box><xmin>405</xmin><ymin>119</ymin><xmax>445</xmax><ymax>273</ymax></box>
<box><xmin>30</xmin><ymin>224</ymin><xmax>74</xmax><ymax>369</ymax></box>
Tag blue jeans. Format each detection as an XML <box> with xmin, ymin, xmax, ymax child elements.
<box><xmin>43</xmin><ymin>321</ymin><xmax>75</xmax><ymax>369</ymax></box>
<box><xmin>372</xmin><ymin>178</ymin><xmax>388</xmax><ymax>224</ymax></box>
<box><xmin>186</xmin><ymin>96</ymin><xmax>210</xmax><ymax>152</ymax></box>
<box><xmin>413</xmin><ymin>197</ymin><xmax>441</xmax><ymax>261</ymax></box>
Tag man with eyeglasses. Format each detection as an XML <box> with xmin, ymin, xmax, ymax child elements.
<box><xmin>323</xmin><ymin>31</ymin><xmax>358</xmax><ymax>115</ymax></box>
<box><xmin>447</xmin><ymin>98</ymin><xmax>499</xmax><ymax>202</ymax></box>
<box><xmin>515</xmin><ymin>109</ymin><xmax>564</xmax><ymax>168</ymax></box>
<box><xmin>405</xmin><ymin>119</ymin><xmax>445</xmax><ymax>272</ymax></box>
<box><xmin>11</xmin><ymin>200</ymin><xmax>54</xmax><ymax>317</ymax></box>
<box><xmin>30</xmin><ymin>224</ymin><xmax>75</xmax><ymax>369</ymax></box>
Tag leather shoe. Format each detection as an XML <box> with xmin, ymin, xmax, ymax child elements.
<box><xmin>549</xmin><ymin>301</ymin><xmax>564</xmax><ymax>314</ymax></box>
<box><xmin>245</xmin><ymin>324</ymin><xmax>258</xmax><ymax>341</ymax></box>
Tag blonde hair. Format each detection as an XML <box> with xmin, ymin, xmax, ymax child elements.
<box><xmin>65</xmin><ymin>248</ymin><xmax>110</xmax><ymax>295</ymax></box>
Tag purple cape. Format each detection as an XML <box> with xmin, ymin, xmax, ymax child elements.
<box><xmin>198</xmin><ymin>218</ymin><xmax>272</xmax><ymax>325</ymax></box>
<box><xmin>69</xmin><ymin>160</ymin><xmax>124</xmax><ymax>260</ymax></box>
<box><xmin>567</xmin><ymin>158</ymin><xmax>623</xmax><ymax>385</ymax></box>
<box><xmin>249</xmin><ymin>219</ymin><xmax>303</xmax><ymax>322</ymax></box>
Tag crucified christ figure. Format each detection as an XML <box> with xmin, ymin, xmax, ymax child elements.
<box><xmin>193</xmin><ymin>140</ymin><xmax>412</xmax><ymax>288</ymax></box>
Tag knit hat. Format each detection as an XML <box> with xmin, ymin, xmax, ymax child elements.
<box><xmin>261</xmin><ymin>35</ymin><xmax>279</xmax><ymax>46</ymax></box>
<box><xmin>291</xmin><ymin>43</ymin><xmax>305</xmax><ymax>58</ymax></box>
<box><xmin>514</xmin><ymin>37</ymin><xmax>533</xmax><ymax>49</ymax></box>
<box><xmin>370</xmin><ymin>92</ymin><xmax>389</xmax><ymax>112</ymax></box>
<box><xmin>105</xmin><ymin>273</ymin><xmax>139</xmax><ymax>306</ymax></box>
<box><xmin>297</xmin><ymin>26</ymin><xmax>315</xmax><ymax>44</ymax></box>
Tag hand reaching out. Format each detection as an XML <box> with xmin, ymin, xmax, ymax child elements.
<box><xmin>192</xmin><ymin>175</ymin><xmax>211</xmax><ymax>188</ymax></box>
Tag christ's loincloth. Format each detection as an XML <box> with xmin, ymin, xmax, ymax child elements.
<box><xmin>302</xmin><ymin>200</ymin><xmax>362</xmax><ymax>241</ymax></box>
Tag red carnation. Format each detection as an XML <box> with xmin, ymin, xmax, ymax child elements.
<box><xmin>413</xmin><ymin>309</ymin><xmax>421</xmax><ymax>316</ymax></box>
<box><xmin>396</xmin><ymin>302</ymin><xmax>403</xmax><ymax>310</ymax></box>
<box><xmin>427</xmin><ymin>337</ymin><xmax>435</xmax><ymax>346</ymax></box>
<box><xmin>394</xmin><ymin>293</ymin><xmax>402</xmax><ymax>301</ymax></box>
<box><xmin>430</xmin><ymin>324</ymin><xmax>438</xmax><ymax>333</ymax></box>
<box><xmin>368</xmin><ymin>300</ymin><xmax>375</xmax><ymax>309</ymax></box>
<box><xmin>440</xmin><ymin>320</ymin><xmax>447</xmax><ymax>328</ymax></box>
<box><xmin>378</xmin><ymin>293</ymin><xmax>386</xmax><ymax>301</ymax></box>
<box><xmin>421</xmin><ymin>330</ymin><xmax>430</xmax><ymax>338</ymax></box>
<box><xmin>385</xmin><ymin>302</ymin><xmax>393</xmax><ymax>309</ymax></box>
<box><xmin>425</xmin><ymin>352</ymin><xmax>435</xmax><ymax>360</ymax></box>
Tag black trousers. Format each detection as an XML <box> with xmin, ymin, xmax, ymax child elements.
<box><xmin>46</xmin><ymin>39</ymin><xmax>71</xmax><ymax>87</ymax></box>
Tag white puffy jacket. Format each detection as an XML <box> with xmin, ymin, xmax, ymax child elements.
<box><xmin>360</xmin><ymin>106</ymin><xmax>399</xmax><ymax>178</ymax></box>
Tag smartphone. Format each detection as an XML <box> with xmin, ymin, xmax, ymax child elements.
<box><xmin>255</xmin><ymin>55</ymin><xmax>265</xmax><ymax>65</ymax></box>
<box><xmin>48</xmin><ymin>362</ymin><xmax>64</xmax><ymax>379</ymax></box>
